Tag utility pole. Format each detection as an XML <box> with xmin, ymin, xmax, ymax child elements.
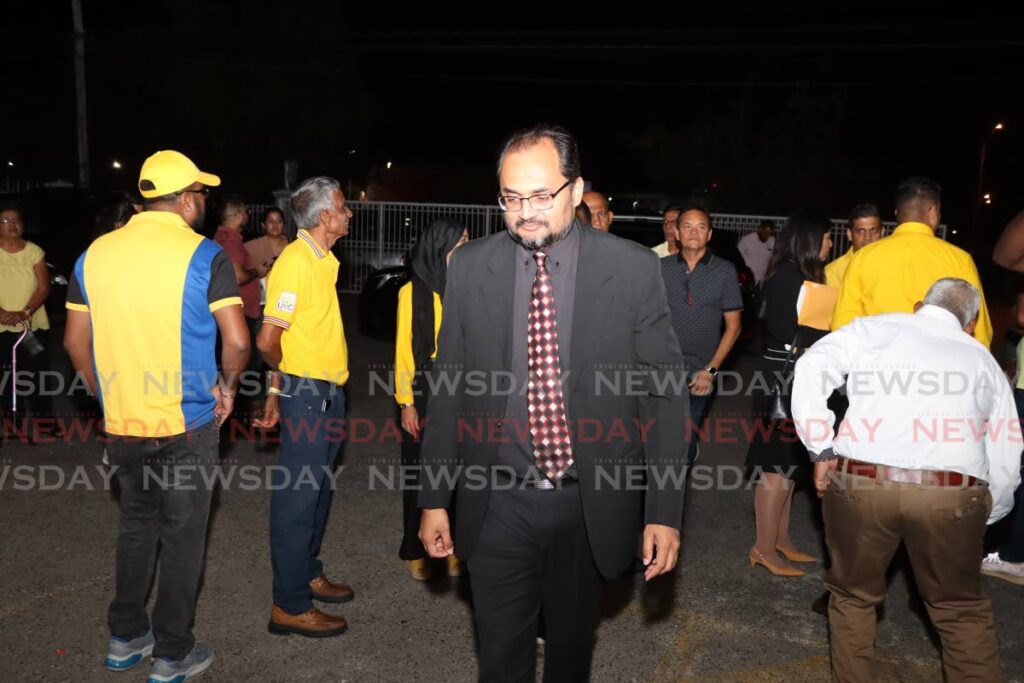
<box><xmin>71</xmin><ymin>0</ymin><xmax>90</xmax><ymax>187</ymax></box>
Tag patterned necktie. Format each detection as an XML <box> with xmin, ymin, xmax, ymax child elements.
<box><xmin>527</xmin><ymin>251</ymin><xmax>574</xmax><ymax>480</ymax></box>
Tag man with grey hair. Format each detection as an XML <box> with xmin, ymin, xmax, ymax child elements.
<box><xmin>254</xmin><ymin>176</ymin><xmax>354</xmax><ymax>637</ymax></box>
<box><xmin>791</xmin><ymin>277</ymin><xmax>1021</xmax><ymax>682</ymax></box>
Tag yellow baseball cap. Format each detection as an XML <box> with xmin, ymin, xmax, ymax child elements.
<box><xmin>138</xmin><ymin>150</ymin><xmax>221</xmax><ymax>198</ymax></box>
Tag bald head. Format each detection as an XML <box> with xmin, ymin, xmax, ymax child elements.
<box><xmin>581</xmin><ymin>191</ymin><xmax>613</xmax><ymax>231</ymax></box>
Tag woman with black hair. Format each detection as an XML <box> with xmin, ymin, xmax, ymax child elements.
<box><xmin>395</xmin><ymin>217</ymin><xmax>469</xmax><ymax>580</ymax></box>
<box><xmin>746</xmin><ymin>212</ymin><xmax>833</xmax><ymax>577</ymax></box>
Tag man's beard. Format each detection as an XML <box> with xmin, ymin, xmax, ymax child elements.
<box><xmin>188</xmin><ymin>207</ymin><xmax>206</xmax><ymax>231</ymax></box>
<box><xmin>506</xmin><ymin>216</ymin><xmax>571</xmax><ymax>251</ymax></box>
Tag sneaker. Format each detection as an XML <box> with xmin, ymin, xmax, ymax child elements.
<box><xmin>146</xmin><ymin>643</ymin><xmax>214</xmax><ymax>683</ymax></box>
<box><xmin>104</xmin><ymin>630</ymin><xmax>154</xmax><ymax>671</ymax></box>
<box><xmin>981</xmin><ymin>552</ymin><xmax>1024</xmax><ymax>586</ymax></box>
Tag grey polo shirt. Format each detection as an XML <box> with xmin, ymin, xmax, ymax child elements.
<box><xmin>660</xmin><ymin>249</ymin><xmax>743</xmax><ymax>372</ymax></box>
<box><xmin>496</xmin><ymin>222</ymin><xmax>580</xmax><ymax>478</ymax></box>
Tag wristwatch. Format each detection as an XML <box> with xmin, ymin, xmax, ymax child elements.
<box><xmin>704</xmin><ymin>365</ymin><xmax>718</xmax><ymax>376</ymax></box>
<box><xmin>399</xmin><ymin>403</ymin><xmax>414</xmax><ymax>409</ymax></box>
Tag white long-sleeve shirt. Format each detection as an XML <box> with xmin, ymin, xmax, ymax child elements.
<box><xmin>737</xmin><ymin>232</ymin><xmax>774</xmax><ymax>284</ymax></box>
<box><xmin>792</xmin><ymin>305</ymin><xmax>1022</xmax><ymax>524</ymax></box>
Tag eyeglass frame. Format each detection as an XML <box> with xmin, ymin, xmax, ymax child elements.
<box><xmin>497</xmin><ymin>180</ymin><xmax>572</xmax><ymax>212</ymax></box>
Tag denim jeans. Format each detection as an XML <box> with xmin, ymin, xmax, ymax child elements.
<box><xmin>105</xmin><ymin>421</ymin><xmax>219</xmax><ymax>659</ymax></box>
<box><xmin>270</xmin><ymin>375</ymin><xmax>346</xmax><ymax>614</ymax></box>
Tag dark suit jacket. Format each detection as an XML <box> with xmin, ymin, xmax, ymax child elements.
<box><xmin>418</xmin><ymin>223</ymin><xmax>689</xmax><ymax>579</ymax></box>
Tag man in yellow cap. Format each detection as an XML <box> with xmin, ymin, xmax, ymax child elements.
<box><xmin>64</xmin><ymin>150</ymin><xmax>250</xmax><ymax>681</ymax></box>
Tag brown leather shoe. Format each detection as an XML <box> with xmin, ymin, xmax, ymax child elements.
<box><xmin>268</xmin><ymin>605</ymin><xmax>347</xmax><ymax>637</ymax></box>
<box><xmin>309</xmin><ymin>575</ymin><xmax>354</xmax><ymax>603</ymax></box>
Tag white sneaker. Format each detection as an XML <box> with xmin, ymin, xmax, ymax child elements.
<box><xmin>981</xmin><ymin>552</ymin><xmax>1024</xmax><ymax>586</ymax></box>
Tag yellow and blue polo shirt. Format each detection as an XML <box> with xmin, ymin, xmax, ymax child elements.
<box><xmin>66</xmin><ymin>211</ymin><xmax>242</xmax><ymax>437</ymax></box>
<box><xmin>262</xmin><ymin>229</ymin><xmax>349</xmax><ymax>385</ymax></box>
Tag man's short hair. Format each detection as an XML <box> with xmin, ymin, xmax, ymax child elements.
<box><xmin>923</xmin><ymin>278</ymin><xmax>981</xmax><ymax>328</ymax></box>
<box><xmin>662</xmin><ymin>204</ymin><xmax>683</xmax><ymax>217</ymax></box>
<box><xmin>676</xmin><ymin>204</ymin><xmax>711</xmax><ymax>227</ymax></box>
<box><xmin>497</xmin><ymin>124</ymin><xmax>581</xmax><ymax>182</ymax></box>
<box><xmin>290</xmin><ymin>177</ymin><xmax>340</xmax><ymax>230</ymax></box>
<box><xmin>758</xmin><ymin>219</ymin><xmax>775</xmax><ymax>231</ymax></box>
<box><xmin>219</xmin><ymin>194</ymin><xmax>247</xmax><ymax>222</ymax></box>
<box><xmin>848</xmin><ymin>203</ymin><xmax>880</xmax><ymax>223</ymax></box>
<box><xmin>895</xmin><ymin>177</ymin><xmax>941</xmax><ymax>214</ymax></box>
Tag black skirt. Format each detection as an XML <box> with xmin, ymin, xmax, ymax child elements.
<box><xmin>744</xmin><ymin>344</ymin><xmax>811</xmax><ymax>477</ymax></box>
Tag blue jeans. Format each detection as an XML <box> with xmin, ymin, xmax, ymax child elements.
<box><xmin>270</xmin><ymin>376</ymin><xmax>346</xmax><ymax>614</ymax></box>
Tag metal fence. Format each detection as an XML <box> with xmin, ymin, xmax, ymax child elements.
<box><xmin>244</xmin><ymin>201</ymin><xmax>948</xmax><ymax>293</ymax></box>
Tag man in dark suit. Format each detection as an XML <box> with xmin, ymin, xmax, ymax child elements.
<box><xmin>418</xmin><ymin>124</ymin><xmax>689</xmax><ymax>682</ymax></box>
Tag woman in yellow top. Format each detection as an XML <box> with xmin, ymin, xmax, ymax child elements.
<box><xmin>0</xmin><ymin>206</ymin><xmax>51</xmax><ymax>427</ymax></box>
<box><xmin>396</xmin><ymin>217</ymin><xmax>468</xmax><ymax>581</ymax></box>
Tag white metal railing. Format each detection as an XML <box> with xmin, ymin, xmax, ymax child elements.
<box><xmin>242</xmin><ymin>201</ymin><xmax>948</xmax><ymax>293</ymax></box>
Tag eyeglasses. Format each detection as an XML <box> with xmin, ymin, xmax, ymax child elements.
<box><xmin>177</xmin><ymin>187</ymin><xmax>210</xmax><ymax>197</ymax></box>
<box><xmin>498</xmin><ymin>180</ymin><xmax>571</xmax><ymax>212</ymax></box>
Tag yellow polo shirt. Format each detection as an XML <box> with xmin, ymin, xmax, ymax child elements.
<box><xmin>394</xmin><ymin>281</ymin><xmax>442</xmax><ymax>405</ymax></box>
<box><xmin>832</xmin><ymin>222</ymin><xmax>992</xmax><ymax>346</ymax></box>
<box><xmin>263</xmin><ymin>229</ymin><xmax>348</xmax><ymax>385</ymax></box>
<box><xmin>824</xmin><ymin>248</ymin><xmax>855</xmax><ymax>291</ymax></box>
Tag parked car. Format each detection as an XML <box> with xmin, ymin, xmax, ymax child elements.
<box><xmin>358</xmin><ymin>265</ymin><xmax>408</xmax><ymax>340</ymax></box>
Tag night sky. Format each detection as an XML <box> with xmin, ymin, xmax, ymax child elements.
<box><xmin>5</xmin><ymin>4</ymin><xmax>1023</xmax><ymax>248</ymax></box>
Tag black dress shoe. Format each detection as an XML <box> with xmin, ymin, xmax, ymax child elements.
<box><xmin>811</xmin><ymin>591</ymin><xmax>829</xmax><ymax>615</ymax></box>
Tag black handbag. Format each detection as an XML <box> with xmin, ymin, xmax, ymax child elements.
<box><xmin>769</xmin><ymin>335</ymin><xmax>801</xmax><ymax>421</ymax></box>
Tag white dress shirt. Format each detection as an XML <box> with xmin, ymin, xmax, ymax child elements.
<box><xmin>737</xmin><ymin>232</ymin><xmax>774</xmax><ymax>284</ymax></box>
<box><xmin>792</xmin><ymin>305</ymin><xmax>1022</xmax><ymax>524</ymax></box>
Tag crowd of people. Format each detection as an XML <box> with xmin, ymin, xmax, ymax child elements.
<box><xmin>1</xmin><ymin>125</ymin><xmax>1022</xmax><ymax>682</ymax></box>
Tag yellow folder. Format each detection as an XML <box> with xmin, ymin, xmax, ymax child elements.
<box><xmin>796</xmin><ymin>281</ymin><xmax>839</xmax><ymax>331</ymax></box>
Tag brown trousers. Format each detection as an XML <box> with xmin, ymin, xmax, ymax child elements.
<box><xmin>823</xmin><ymin>470</ymin><xmax>1002</xmax><ymax>683</ymax></box>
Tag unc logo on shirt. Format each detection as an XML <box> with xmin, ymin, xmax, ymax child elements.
<box><xmin>276</xmin><ymin>291</ymin><xmax>297</xmax><ymax>312</ymax></box>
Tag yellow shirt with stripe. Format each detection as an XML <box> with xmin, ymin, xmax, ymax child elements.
<box><xmin>394</xmin><ymin>281</ymin><xmax>442</xmax><ymax>405</ymax></box>
<box><xmin>831</xmin><ymin>222</ymin><xmax>992</xmax><ymax>346</ymax></box>
<box><xmin>65</xmin><ymin>211</ymin><xmax>242</xmax><ymax>437</ymax></box>
<box><xmin>824</xmin><ymin>247</ymin><xmax>855</xmax><ymax>291</ymax></box>
<box><xmin>263</xmin><ymin>229</ymin><xmax>349</xmax><ymax>385</ymax></box>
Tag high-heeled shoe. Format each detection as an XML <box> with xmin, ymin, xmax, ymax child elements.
<box><xmin>446</xmin><ymin>554</ymin><xmax>466</xmax><ymax>577</ymax></box>
<box><xmin>748</xmin><ymin>548</ymin><xmax>805</xmax><ymax>577</ymax></box>
<box><xmin>408</xmin><ymin>558</ymin><xmax>432</xmax><ymax>581</ymax></box>
<box><xmin>776</xmin><ymin>545</ymin><xmax>819</xmax><ymax>563</ymax></box>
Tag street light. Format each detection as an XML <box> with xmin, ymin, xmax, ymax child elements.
<box><xmin>974</xmin><ymin>122</ymin><xmax>1006</xmax><ymax>234</ymax></box>
<box><xmin>112</xmin><ymin>160</ymin><xmax>122</xmax><ymax>170</ymax></box>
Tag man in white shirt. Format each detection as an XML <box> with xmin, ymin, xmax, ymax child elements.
<box><xmin>651</xmin><ymin>204</ymin><xmax>681</xmax><ymax>258</ymax></box>
<box><xmin>736</xmin><ymin>219</ymin><xmax>775</xmax><ymax>284</ymax></box>
<box><xmin>792</xmin><ymin>278</ymin><xmax>1021</xmax><ymax>683</ymax></box>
